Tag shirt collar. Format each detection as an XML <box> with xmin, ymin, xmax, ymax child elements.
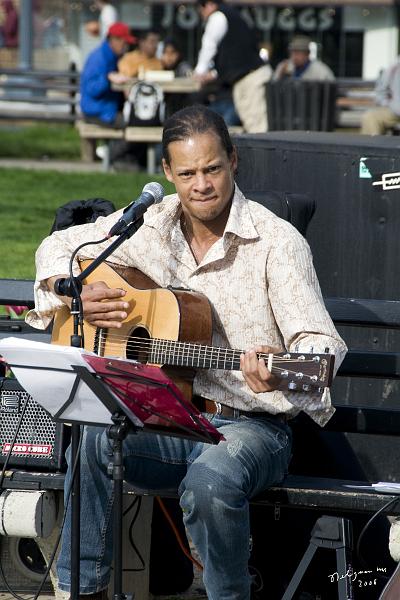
<box><xmin>224</xmin><ymin>185</ymin><xmax>259</xmax><ymax>240</ymax></box>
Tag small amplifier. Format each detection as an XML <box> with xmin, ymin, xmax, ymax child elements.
<box><xmin>0</xmin><ymin>378</ymin><xmax>69</xmax><ymax>471</ymax></box>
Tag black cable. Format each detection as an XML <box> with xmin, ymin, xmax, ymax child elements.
<box><xmin>0</xmin><ymin>380</ymin><xmax>29</xmax><ymax>490</ymax></box>
<box><xmin>356</xmin><ymin>495</ymin><xmax>400</xmax><ymax>580</ymax></box>
<box><xmin>0</xmin><ymin>383</ymin><xmax>34</xmax><ymax>600</ymax></box>
<box><xmin>0</xmin><ymin>425</ymin><xmax>83</xmax><ymax>600</ymax></box>
<box><xmin>109</xmin><ymin>494</ymin><xmax>146</xmax><ymax>574</ymax></box>
<box><xmin>126</xmin><ymin>495</ymin><xmax>145</xmax><ymax>572</ymax></box>
<box><xmin>31</xmin><ymin>426</ymin><xmax>84</xmax><ymax>600</ymax></box>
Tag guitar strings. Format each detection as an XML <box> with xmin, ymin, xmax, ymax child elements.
<box><xmin>95</xmin><ymin>335</ymin><xmax>321</xmax><ymax>380</ymax></box>
<box><xmin>97</xmin><ymin>334</ymin><xmax>318</xmax><ymax>363</ymax></box>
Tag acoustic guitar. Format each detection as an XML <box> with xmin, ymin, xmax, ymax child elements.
<box><xmin>51</xmin><ymin>260</ymin><xmax>335</xmax><ymax>402</ymax></box>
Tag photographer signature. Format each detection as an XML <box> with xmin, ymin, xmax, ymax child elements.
<box><xmin>328</xmin><ymin>567</ymin><xmax>387</xmax><ymax>584</ymax></box>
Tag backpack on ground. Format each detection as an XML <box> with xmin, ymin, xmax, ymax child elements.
<box><xmin>124</xmin><ymin>81</ymin><xmax>165</xmax><ymax>127</ymax></box>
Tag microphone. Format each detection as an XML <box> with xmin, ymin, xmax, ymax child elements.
<box><xmin>107</xmin><ymin>182</ymin><xmax>165</xmax><ymax>237</ymax></box>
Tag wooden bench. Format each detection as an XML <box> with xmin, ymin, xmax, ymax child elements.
<box><xmin>0</xmin><ymin>66</ymin><xmax>79</xmax><ymax>124</ymax></box>
<box><xmin>77</xmin><ymin>122</ymin><xmax>244</xmax><ymax>173</ymax></box>
<box><xmin>76</xmin><ymin>120</ymin><xmax>124</xmax><ymax>171</ymax></box>
<box><xmin>335</xmin><ymin>77</ymin><xmax>376</xmax><ymax>129</ymax></box>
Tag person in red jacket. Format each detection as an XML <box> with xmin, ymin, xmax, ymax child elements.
<box><xmin>0</xmin><ymin>0</ymin><xmax>18</xmax><ymax>48</ymax></box>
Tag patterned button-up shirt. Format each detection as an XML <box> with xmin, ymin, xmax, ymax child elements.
<box><xmin>27</xmin><ymin>185</ymin><xmax>347</xmax><ymax>426</ymax></box>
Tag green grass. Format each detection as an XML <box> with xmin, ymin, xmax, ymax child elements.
<box><xmin>0</xmin><ymin>123</ymin><xmax>81</xmax><ymax>159</ymax></box>
<box><xmin>0</xmin><ymin>168</ymin><xmax>174</xmax><ymax>279</ymax></box>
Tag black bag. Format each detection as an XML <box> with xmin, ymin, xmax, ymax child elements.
<box><xmin>49</xmin><ymin>198</ymin><xmax>116</xmax><ymax>234</ymax></box>
<box><xmin>124</xmin><ymin>81</ymin><xmax>165</xmax><ymax>127</ymax></box>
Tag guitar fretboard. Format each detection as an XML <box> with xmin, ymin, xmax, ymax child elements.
<box><xmin>149</xmin><ymin>338</ymin><xmax>243</xmax><ymax>370</ymax></box>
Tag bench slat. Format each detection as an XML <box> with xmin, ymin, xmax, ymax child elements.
<box><xmin>339</xmin><ymin>351</ymin><xmax>400</xmax><ymax>379</ymax></box>
<box><xmin>325</xmin><ymin>297</ymin><xmax>400</xmax><ymax>328</ymax></box>
<box><xmin>324</xmin><ymin>404</ymin><xmax>400</xmax><ymax>435</ymax></box>
<box><xmin>254</xmin><ymin>475</ymin><xmax>400</xmax><ymax>514</ymax></box>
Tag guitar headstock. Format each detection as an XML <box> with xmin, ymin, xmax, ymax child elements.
<box><xmin>270</xmin><ymin>352</ymin><xmax>335</xmax><ymax>392</ymax></box>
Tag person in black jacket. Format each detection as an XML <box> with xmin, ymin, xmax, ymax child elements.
<box><xmin>194</xmin><ymin>0</ymin><xmax>272</xmax><ymax>133</ymax></box>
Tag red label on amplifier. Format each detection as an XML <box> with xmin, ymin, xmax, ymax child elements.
<box><xmin>2</xmin><ymin>443</ymin><xmax>53</xmax><ymax>456</ymax></box>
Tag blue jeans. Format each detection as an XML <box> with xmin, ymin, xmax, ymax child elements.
<box><xmin>209</xmin><ymin>98</ymin><xmax>242</xmax><ymax>126</ymax></box>
<box><xmin>57</xmin><ymin>413</ymin><xmax>292</xmax><ymax>600</ymax></box>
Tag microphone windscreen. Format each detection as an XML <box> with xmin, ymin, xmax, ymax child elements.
<box><xmin>143</xmin><ymin>182</ymin><xmax>165</xmax><ymax>204</ymax></box>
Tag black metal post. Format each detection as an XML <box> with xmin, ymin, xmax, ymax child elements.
<box><xmin>70</xmin><ymin>296</ymin><xmax>83</xmax><ymax>600</ymax></box>
<box><xmin>70</xmin><ymin>423</ymin><xmax>81</xmax><ymax>600</ymax></box>
<box><xmin>107</xmin><ymin>413</ymin><xmax>134</xmax><ymax>600</ymax></box>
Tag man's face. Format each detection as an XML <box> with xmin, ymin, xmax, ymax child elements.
<box><xmin>139</xmin><ymin>33</ymin><xmax>160</xmax><ymax>59</ymax></box>
<box><xmin>290</xmin><ymin>50</ymin><xmax>309</xmax><ymax>68</ymax></box>
<box><xmin>199</xmin><ymin>1</ymin><xmax>217</xmax><ymax>22</ymax></box>
<box><xmin>161</xmin><ymin>45</ymin><xmax>180</xmax><ymax>70</ymax></box>
<box><xmin>162</xmin><ymin>131</ymin><xmax>237</xmax><ymax>225</ymax></box>
<box><xmin>109</xmin><ymin>36</ymin><xmax>127</xmax><ymax>56</ymax></box>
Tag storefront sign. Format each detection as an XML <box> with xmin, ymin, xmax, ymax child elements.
<box><xmin>161</xmin><ymin>5</ymin><xmax>338</xmax><ymax>31</ymax></box>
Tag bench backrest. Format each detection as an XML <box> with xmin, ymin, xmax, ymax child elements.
<box><xmin>0</xmin><ymin>66</ymin><xmax>79</xmax><ymax>122</ymax></box>
<box><xmin>290</xmin><ymin>297</ymin><xmax>400</xmax><ymax>482</ymax></box>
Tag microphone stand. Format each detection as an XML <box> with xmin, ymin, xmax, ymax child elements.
<box><xmin>55</xmin><ymin>218</ymin><xmax>144</xmax><ymax>600</ymax></box>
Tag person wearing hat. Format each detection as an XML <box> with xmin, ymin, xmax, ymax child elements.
<box><xmin>80</xmin><ymin>21</ymin><xmax>136</xmax><ymax>128</ymax></box>
<box><xmin>273</xmin><ymin>35</ymin><xmax>335</xmax><ymax>82</ymax></box>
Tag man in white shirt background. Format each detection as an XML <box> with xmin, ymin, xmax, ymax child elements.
<box><xmin>193</xmin><ymin>0</ymin><xmax>272</xmax><ymax>133</ymax></box>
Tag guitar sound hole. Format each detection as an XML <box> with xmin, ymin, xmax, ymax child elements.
<box><xmin>127</xmin><ymin>327</ymin><xmax>150</xmax><ymax>363</ymax></box>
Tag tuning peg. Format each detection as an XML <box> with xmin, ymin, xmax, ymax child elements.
<box><xmin>281</xmin><ymin>370</ymin><xmax>289</xmax><ymax>378</ymax></box>
<box><xmin>288</xmin><ymin>382</ymin><xmax>297</xmax><ymax>390</ymax></box>
<box><xmin>295</xmin><ymin>372</ymin><xmax>304</xmax><ymax>380</ymax></box>
<box><xmin>312</xmin><ymin>356</ymin><xmax>320</xmax><ymax>362</ymax></box>
<box><xmin>298</xmin><ymin>355</ymin><xmax>305</xmax><ymax>360</ymax></box>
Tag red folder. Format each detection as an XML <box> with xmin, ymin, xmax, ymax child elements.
<box><xmin>83</xmin><ymin>355</ymin><xmax>223</xmax><ymax>444</ymax></box>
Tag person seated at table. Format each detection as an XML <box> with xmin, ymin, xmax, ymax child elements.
<box><xmin>161</xmin><ymin>38</ymin><xmax>192</xmax><ymax>78</ymax></box>
<box><xmin>118</xmin><ymin>29</ymin><xmax>163</xmax><ymax>78</ymax></box>
<box><xmin>80</xmin><ymin>21</ymin><xmax>136</xmax><ymax>128</ymax></box>
<box><xmin>360</xmin><ymin>58</ymin><xmax>400</xmax><ymax>135</ymax></box>
<box><xmin>160</xmin><ymin>37</ymin><xmax>193</xmax><ymax>118</ymax></box>
<box><xmin>273</xmin><ymin>35</ymin><xmax>335</xmax><ymax>82</ymax></box>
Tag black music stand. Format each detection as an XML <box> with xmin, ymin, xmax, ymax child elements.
<box><xmin>65</xmin><ymin>358</ymin><xmax>222</xmax><ymax>600</ymax></box>
<box><xmin>0</xmin><ymin>340</ymin><xmax>222</xmax><ymax>600</ymax></box>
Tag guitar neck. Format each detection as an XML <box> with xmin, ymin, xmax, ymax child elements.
<box><xmin>150</xmin><ymin>339</ymin><xmax>242</xmax><ymax>371</ymax></box>
<box><xmin>148</xmin><ymin>339</ymin><xmax>333</xmax><ymax>390</ymax></box>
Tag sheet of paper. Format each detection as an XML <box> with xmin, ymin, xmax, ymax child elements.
<box><xmin>343</xmin><ymin>482</ymin><xmax>400</xmax><ymax>494</ymax></box>
<box><xmin>0</xmin><ymin>337</ymin><xmax>113</xmax><ymax>425</ymax></box>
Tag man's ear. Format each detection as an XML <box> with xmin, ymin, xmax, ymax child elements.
<box><xmin>162</xmin><ymin>158</ymin><xmax>174</xmax><ymax>183</ymax></box>
<box><xmin>230</xmin><ymin>146</ymin><xmax>238</xmax><ymax>174</ymax></box>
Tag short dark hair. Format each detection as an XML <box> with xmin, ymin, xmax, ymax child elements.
<box><xmin>162</xmin><ymin>105</ymin><xmax>234</xmax><ymax>165</ymax></box>
<box><xmin>197</xmin><ymin>0</ymin><xmax>223</xmax><ymax>7</ymax></box>
<box><xmin>163</xmin><ymin>37</ymin><xmax>183</xmax><ymax>55</ymax></box>
<box><xmin>137</xmin><ymin>29</ymin><xmax>160</xmax><ymax>41</ymax></box>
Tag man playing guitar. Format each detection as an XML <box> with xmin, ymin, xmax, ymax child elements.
<box><xmin>27</xmin><ymin>105</ymin><xmax>347</xmax><ymax>599</ymax></box>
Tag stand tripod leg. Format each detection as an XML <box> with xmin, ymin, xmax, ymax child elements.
<box><xmin>336</xmin><ymin>545</ymin><xmax>354</xmax><ymax>600</ymax></box>
<box><xmin>281</xmin><ymin>543</ymin><xmax>318</xmax><ymax>600</ymax></box>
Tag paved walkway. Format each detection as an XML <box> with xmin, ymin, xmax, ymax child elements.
<box><xmin>0</xmin><ymin>158</ymin><xmax>104</xmax><ymax>173</ymax></box>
